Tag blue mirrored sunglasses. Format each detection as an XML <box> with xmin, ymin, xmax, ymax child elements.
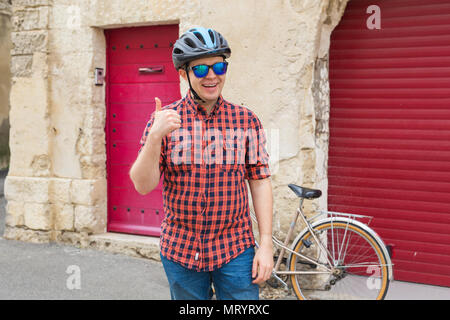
<box><xmin>188</xmin><ymin>61</ymin><xmax>228</xmax><ymax>78</ymax></box>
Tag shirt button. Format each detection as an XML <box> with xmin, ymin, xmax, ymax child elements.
<box><xmin>195</xmin><ymin>252</ymin><xmax>199</xmax><ymax>261</ymax></box>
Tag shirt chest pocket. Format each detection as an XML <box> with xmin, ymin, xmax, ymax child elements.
<box><xmin>165</xmin><ymin>139</ymin><xmax>194</xmax><ymax>185</ymax></box>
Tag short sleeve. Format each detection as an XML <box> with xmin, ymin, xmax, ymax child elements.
<box><xmin>138</xmin><ymin>111</ymin><xmax>166</xmax><ymax>175</ymax></box>
<box><xmin>245</xmin><ymin>114</ymin><xmax>271</xmax><ymax>180</ymax></box>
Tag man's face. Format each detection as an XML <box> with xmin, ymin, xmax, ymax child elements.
<box><xmin>180</xmin><ymin>55</ymin><xmax>227</xmax><ymax>106</ymax></box>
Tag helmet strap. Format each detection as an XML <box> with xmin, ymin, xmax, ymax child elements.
<box><xmin>184</xmin><ymin>65</ymin><xmax>206</xmax><ymax>104</ymax></box>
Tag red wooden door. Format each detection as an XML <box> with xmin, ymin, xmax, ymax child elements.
<box><xmin>329</xmin><ymin>0</ymin><xmax>450</xmax><ymax>286</ymax></box>
<box><xmin>105</xmin><ymin>25</ymin><xmax>180</xmax><ymax>237</ymax></box>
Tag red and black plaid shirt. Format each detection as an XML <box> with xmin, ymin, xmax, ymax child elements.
<box><xmin>139</xmin><ymin>91</ymin><xmax>271</xmax><ymax>271</ymax></box>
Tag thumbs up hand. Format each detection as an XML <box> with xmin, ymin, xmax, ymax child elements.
<box><xmin>149</xmin><ymin>97</ymin><xmax>181</xmax><ymax>140</ymax></box>
<box><xmin>155</xmin><ymin>97</ymin><xmax>162</xmax><ymax>112</ymax></box>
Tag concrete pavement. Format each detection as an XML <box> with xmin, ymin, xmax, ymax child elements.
<box><xmin>2</xmin><ymin>234</ymin><xmax>449</xmax><ymax>300</ymax></box>
<box><xmin>386</xmin><ymin>279</ymin><xmax>450</xmax><ymax>300</ymax></box>
<box><xmin>0</xmin><ymin>237</ymin><xmax>171</xmax><ymax>299</ymax></box>
<box><xmin>1</xmin><ymin>169</ymin><xmax>449</xmax><ymax>300</ymax></box>
<box><xmin>0</xmin><ymin>169</ymin><xmax>171</xmax><ymax>299</ymax></box>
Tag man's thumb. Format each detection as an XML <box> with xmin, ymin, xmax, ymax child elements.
<box><xmin>155</xmin><ymin>97</ymin><xmax>162</xmax><ymax>111</ymax></box>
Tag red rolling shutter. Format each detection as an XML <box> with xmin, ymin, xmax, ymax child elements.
<box><xmin>329</xmin><ymin>0</ymin><xmax>450</xmax><ymax>286</ymax></box>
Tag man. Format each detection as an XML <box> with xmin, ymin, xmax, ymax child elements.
<box><xmin>129</xmin><ymin>27</ymin><xmax>273</xmax><ymax>300</ymax></box>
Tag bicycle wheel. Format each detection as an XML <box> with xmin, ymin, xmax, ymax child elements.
<box><xmin>288</xmin><ymin>220</ymin><xmax>390</xmax><ymax>300</ymax></box>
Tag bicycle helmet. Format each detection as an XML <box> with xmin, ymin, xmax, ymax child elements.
<box><xmin>172</xmin><ymin>27</ymin><xmax>231</xmax><ymax>102</ymax></box>
<box><xmin>172</xmin><ymin>27</ymin><xmax>231</xmax><ymax>70</ymax></box>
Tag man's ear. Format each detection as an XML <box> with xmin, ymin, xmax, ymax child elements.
<box><xmin>179</xmin><ymin>68</ymin><xmax>188</xmax><ymax>81</ymax></box>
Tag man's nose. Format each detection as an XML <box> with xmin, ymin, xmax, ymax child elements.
<box><xmin>205</xmin><ymin>67</ymin><xmax>216</xmax><ymax>78</ymax></box>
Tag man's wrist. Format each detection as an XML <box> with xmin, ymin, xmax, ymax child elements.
<box><xmin>259</xmin><ymin>233</ymin><xmax>273</xmax><ymax>247</ymax></box>
<box><xmin>147</xmin><ymin>130</ymin><xmax>164</xmax><ymax>143</ymax></box>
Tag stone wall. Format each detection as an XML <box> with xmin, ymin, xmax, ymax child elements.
<box><xmin>0</xmin><ymin>0</ymin><xmax>11</xmax><ymax>170</ymax></box>
<box><xmin>4</xmin><ymin>0</ymin><xmax>107</xmax><ymax>243</ymax></box>
<box><xmin>4</xmin><ymin>0</ymin><xmax>348</xmax><ymax>245</ymax></box>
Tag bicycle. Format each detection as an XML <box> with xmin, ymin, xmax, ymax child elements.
<box><xmin>251</xmin><ymin>183</ymin><xmax>394</xmax><ymax>300</ymax></box>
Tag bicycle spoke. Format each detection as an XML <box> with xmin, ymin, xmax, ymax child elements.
<box><xmin>338</xmin><ymin>223</ymin><xmax>352</xmax><ymax>265</ymax></box>
<box><xmin>342</xmin><ymin>263</ymin><xmax>390</xmax><ymax>268</ymax></box>
<box><xmin>307</xmin><ymin>224</ymin><xmax>335</xmax><ymax>268</ymax></box>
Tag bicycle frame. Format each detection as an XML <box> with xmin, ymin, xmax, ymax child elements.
<box><xmin>252</xmin><ymin>197</ymin><xmax>325</xmax><ymax>289</ymax></box>
<box><xmin>251</xmin><ymin>197</ymin><xmax>394</xmax><ymax>290</ymax></box>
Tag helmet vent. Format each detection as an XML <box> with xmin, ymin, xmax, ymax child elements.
<box><xmin>173</xmin><ymin>48</ymin><xmax>183</xmax><ymax>54</ymax></box>
<box><xmin>184</xmin><ymin>37</ymin><xmax>196</xmax><ymax>48</ymax></box>
<box><xmin>193</xmin><ymin>31</ymin><xmax>206</xmax><ymax>45</ymax></box>
<box><xmin>208</xmin><ymin>30</ymin><xmax>215</xmax><ymax>44</ymax></box>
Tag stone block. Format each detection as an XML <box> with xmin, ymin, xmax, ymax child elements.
<box><xmin>10</xmin><ymin>54</ymin><xmax>33</xmax><ymax>77</ymax></box>
<box><xmin>76</xmin><ymin>127</ymin><xmax>106</xmax><ymax>156</ymax></box>
<box><xmin>4</xmin><ymin>176</ymin><xmax>49</xmax><ymax>203</ymax></box>
<box><xmin>89</xmin><ymin>233</ymin><xmax>161</xmax><ymax>261</ymax></box>
<box><xmin>79</xmin><ymin>154</ymin><xmax>106</xmax><ymax>179</ymax></box>
<box><xmin>11</xmin><ymin>30</ymin><xmax>48</xmax><ymax>55</ymax></box>
<box><xmin>11</xmin><ymin>7</ymin><xmax>49</xmax><ymax>31</ymax></box>
<box><xmin>70</xmin><ymin>178</ymin><xmax>106</xmax><ymax>206</ymax></box>
<box><xmin>49</xmin><ymin>178</ymin><xmax>71</xmax><ymax>203</ymax></box>
<box><xmin>5</xmin><ymin>200</ymin><xmax>25</xmax><ymax>227</ymax></box>
<box><xmin>12</xmin><ymin>10</ymin><xmax>39</xmax><ymax>32</ymax></box>
<box><xmin>3</xmin><ymin>226</ymin><xmax>51</xmax><ymax>243</ymax></box>
<box><xmin>82</xmin><ymin>106</ymin><xmax>106</xmax><ymax>133</ymax></box>
<box><xmin>52</xmin><ymin>202</ymin><xmax>74</xmax><ymax>231</ymax></box>
<box><xmin>24</xmin><ymin>202</ymin><xmax>52</xmax><ymax>230</ymax></box>
<box><xmin>9</xmin><ymin>75</ymin><xmax>50</xmax><ymax>177</ymax></box>
<box><xmin>54</xmin><ymin>230</ymin><xmax>91</xmax><ymax>248</ymax></box>
<box><xmin>13</xmin><ymin>1</ymin><xmax>50</xmax><ymax>10</ymax></box>
<box><xmin>74</xmin><ymin>204</ymin><xmax>106</xmax><ymax>234</ymax></box>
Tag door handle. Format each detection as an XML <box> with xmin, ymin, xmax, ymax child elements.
<box><xmin>139</xmin><ymin>66</ymin><xmax>164</xmax><ymax>74</ymax></box>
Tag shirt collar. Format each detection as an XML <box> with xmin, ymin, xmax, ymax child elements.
<box><xmin>186</xmin><ymin>90</ymin><xmax>224</xmax><ymax>118</ymax></box>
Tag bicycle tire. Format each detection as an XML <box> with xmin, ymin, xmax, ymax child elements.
<box><xmin>288</xmin><ymin>220</ymin><xmax>390</xmax><ymax>300</ymax></box>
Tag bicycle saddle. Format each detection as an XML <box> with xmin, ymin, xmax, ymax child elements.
<box><xmin>288</xmin><ymin>184</ymin><xmax>322</xmax><ymax>199</ymax></box>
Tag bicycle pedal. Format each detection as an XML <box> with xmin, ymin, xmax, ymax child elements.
<box><xmin>267</xmin><ymin>278</ymin><xmax>281</xmax><ymax>288</ymax></box>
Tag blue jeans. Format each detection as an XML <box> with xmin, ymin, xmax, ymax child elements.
<box><xmin>160</xmin><ymin>246</ymin><xmax>259</xmax><ymax>300</ymax></box>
